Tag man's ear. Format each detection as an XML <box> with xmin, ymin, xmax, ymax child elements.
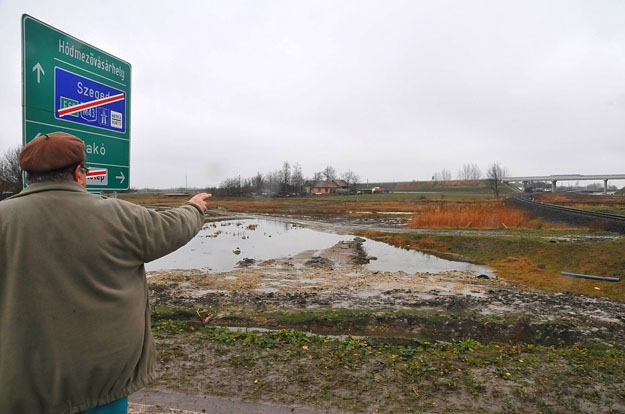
<box><xmin>74</xmin><ymin>165</ymin><xmax>87</xmax><ymax>187</ymax></box>
<box><xmin>72</xmin><ymin>165</ymin><xmax>81</xmax><ymax>182</ymax></box>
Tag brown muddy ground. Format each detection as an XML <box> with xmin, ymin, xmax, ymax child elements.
<box><xmin>140</xmin><ymin>215</ymin><xmax>625</xmax><ymax>413</ymax></box>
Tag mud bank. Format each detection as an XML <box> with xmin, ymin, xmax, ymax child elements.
<box><xmin>148</xmin><ymin>238</ymin><xmax>625</xmax><ymax>347</ymax></box>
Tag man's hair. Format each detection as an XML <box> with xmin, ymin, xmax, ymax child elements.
<box><xmin>25</xmin><ymin>164</ymin><xmax>78</xmax><ymax>184</ymax></box>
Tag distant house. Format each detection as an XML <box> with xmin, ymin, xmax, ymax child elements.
<box><xmin>306</xmin><ymin>179</ymin><xmax>349</xmax><ymax>195</ymax></box>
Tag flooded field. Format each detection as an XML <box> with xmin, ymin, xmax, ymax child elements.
<box><xmin>135</xmin><ymin>196</ymin><xmax>625</xmax><ymax>414</ymax></box>
<box><xmin>146</xmin><ymin>218</ymin><xmax>494</xmax><ymax>276</ymax></box>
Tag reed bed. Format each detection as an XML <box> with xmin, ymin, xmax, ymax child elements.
<box><xmin>407</xmin><ymin>203</ymin><xmax>541</xmax><ymax>229</ymax></box>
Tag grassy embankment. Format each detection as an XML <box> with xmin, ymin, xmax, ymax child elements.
<box><xmin>392</xmin><ymin>179</ymin><xmax>514</xmax><ymax>194</ymax></box>
<box><xmin>535</xmin><ymin>193</ymin><xmax>625</xmax><ymax>217</ymax></box>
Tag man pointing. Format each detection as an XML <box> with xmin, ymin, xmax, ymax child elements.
<box><xmin>0</xmin><ymin>132</ymin><xmax>211</xmax><ymax>413</ymax></box>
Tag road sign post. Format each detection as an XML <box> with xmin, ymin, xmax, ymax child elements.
<box><xmin>22</xmin><ymin>14</ymin><xmax>131</xmax><ymax>191</ymax></box>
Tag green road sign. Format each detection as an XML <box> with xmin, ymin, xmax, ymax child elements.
<box><xmin>21</xmin><ymin>14</ymin><xmax>131</xmax><ymax>191</ymax></box>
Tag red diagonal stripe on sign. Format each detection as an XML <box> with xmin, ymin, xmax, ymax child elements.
<box><xmin>58</xmin><ymin>93</ymin><xmax>125</xmax><ymax>117</ymax></box>
<box><xmin>87</xmin><ymin>170</ymin><xmax>106</xmax><ymax>177</ymax></box>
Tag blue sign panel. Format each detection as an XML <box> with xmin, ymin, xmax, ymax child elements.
<box><xmin>54</xmin><ymin>67</ymin><xmax>126</xmax><ymax>133</ymax></box>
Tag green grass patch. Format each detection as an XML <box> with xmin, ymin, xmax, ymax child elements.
<box><xmin>573</xmin><ymin>205</ymin><xmax>625</xmax><ymax>217</ymax></box>
<box><xmin>150</xmin><ymin>322</ymin><xmax>625</xmax><ymax>413</ymax></box>
<box><xmin>152</xmin><ymin>306</ymin><xmax>606</xmax><ymax>347</ymax></box>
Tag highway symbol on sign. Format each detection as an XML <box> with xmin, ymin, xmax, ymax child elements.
<box><xmin>58</xmin><ymin>93</ymin><xmax>125</xmax><ymax>117</ymax></box>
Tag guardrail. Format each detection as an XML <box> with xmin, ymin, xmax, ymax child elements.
<box><xmin>506</xmin><ymin>193</ymin><xmax>625</xmax><ymax>234</ymax></box>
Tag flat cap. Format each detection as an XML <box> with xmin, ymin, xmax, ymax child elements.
<box><xmin>20</xmin><ymin>132</ymin><xmax>86</xmax><ymax>173</ymax></box>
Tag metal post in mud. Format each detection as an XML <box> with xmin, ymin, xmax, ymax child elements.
<box><xmin>561</xmin><ymin>272</ymin><xmax>620</xmax><ymax>282</ymax></box>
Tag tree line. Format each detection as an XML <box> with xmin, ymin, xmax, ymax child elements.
<box><xmin>218</xmin><ymin>163</ymin><xmax>360</xmax><ymax>197</ymax></box>
<box><xmin>1</xmin><ymin>144</ymin><xmax>511</xmax><ymax>197</ymax></box>
<box><xmin>433</xmin><ymin>162</ymin><xmax>508</xmax><ymax>181</ymax></box>
<box><xmin>432</xmin><ymin>162</ymin><xmax>509</xmax><ymax>196</ymax></box>
<box><xmin>0</xmin><ymin>147</ymin><xmax>22</xmax><ymax>195</ymax></box>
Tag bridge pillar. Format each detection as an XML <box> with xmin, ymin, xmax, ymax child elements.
<box><xmin>604</xmin><ymin>179</ymin><xmax>608</xmax><ymax>195</ymax></box>
<box><xmin>522</xmin><ymin>181</ymin><xmax>528</xmax><ymax>191</ymax></box>
<box><xmin>552</xmin><ymin>180</ymin><xmax>557</xmax><ymax>193</ymax></box>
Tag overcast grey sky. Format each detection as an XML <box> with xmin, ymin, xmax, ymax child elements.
<box><xmin>1</xmin><ymin>0</ymin><xmax>624</xmax><ymax>188</ymax></box>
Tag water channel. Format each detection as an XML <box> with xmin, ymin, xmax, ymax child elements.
<box><xmin>146</xmin><ymin>218</ymin><xmax>494</xmax><ymax>276</ymax></box>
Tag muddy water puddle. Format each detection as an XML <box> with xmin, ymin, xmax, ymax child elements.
<box><xmin>147</xmin><ymin>219</ymin><xmax>351</xmax><ymax>273</ymax></box>
<box><xmin>349</xmin><ymin>211</ymin><xmax>413</xmax><ymax>215</ymax></box>
<box><xmin>146</xmin><ymin>219</ymin><xmax>494</xmax><ymax>276</ymax></box>
<box><xmin>362</xmin><ymin>238</ymin><xmax>493</xmax><ymax>275</ymax></box>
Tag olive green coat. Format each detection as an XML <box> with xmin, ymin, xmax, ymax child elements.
<box><xmin>0</xmin><ymin>182</ymin><xmax>204</xmax><ymax>413</ymax></box>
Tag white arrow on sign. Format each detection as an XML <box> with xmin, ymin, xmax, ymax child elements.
<box><xmin>32</xmin><ymin>63</ymin><xmax>45</xmax><ymax>83</ymax></box>
<box><xmin>116</xmin><ymin>171</ymin><xmax>125</xmax><ymax>184</ymax></box>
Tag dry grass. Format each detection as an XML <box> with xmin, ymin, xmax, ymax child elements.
<box><xmin>537</xmin><ymin>192</ymin><xmax>625</xmax><ymax>206</ymax></box>
<box><xmin>119</xmin><ymin>192</ymin><xmax>496</xmax><ymax>217</ymax></box>
<box><xmin>407</xmin><ymin>203</ymin><xmax>545</xmax><ymax>229</ymax></box>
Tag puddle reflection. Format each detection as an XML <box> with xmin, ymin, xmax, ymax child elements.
<box><xmin>362</xmin><ymin>238</ymin><xmax>493</xmax><ymax>275</ymax></box>
<box><xmin>147</xmin><ymin>219</ymin><xmax>351</xmax><ymax>273</ymax></box>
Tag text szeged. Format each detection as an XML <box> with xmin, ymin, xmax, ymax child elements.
<box><xmin>77</xmin><ymin>82</ymin><xmax>110</xmax><ymax>100</ymax></box>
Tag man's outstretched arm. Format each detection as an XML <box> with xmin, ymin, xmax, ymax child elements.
<box><xmin>140</xmin><ymin>193</ymin><xmax>213</xmax><ymax>263</ymax></box>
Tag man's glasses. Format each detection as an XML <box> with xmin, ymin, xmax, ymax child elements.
<box><xmin>80</xmin><ymin>165</ymin><xmax>90</xmax><ymax>175</ymax></box>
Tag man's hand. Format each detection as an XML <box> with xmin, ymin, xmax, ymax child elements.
<box><xmin>188</xmin><ymin>193</ymin><xmax>212</xmax><ymax>212</ymax></box>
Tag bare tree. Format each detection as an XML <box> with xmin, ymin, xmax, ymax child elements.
<box><xmin>457</xmin><ymin>163</ymin><xmax>482</xmax><ymax>180</ymax></box>
<box><xmin>290</xmin><ymin>163</ymin><xmax>304</xmax><ymax>194</ymax></box>
<box><xmin>268</xmin><ymin>170</ymin><xmax>282</xmax><ymax>194</ymax></box>
<box><xmin>341</xmin><ymin>170</ymin><xmax>360</xmax><ymax>192</ymax></box>
<box><xmin>241</xmin><ymin>177</ymin><xmax>255</xmax><ymax>194</ymax></box>
<box><xmin>322</xmin><ymin>165</ymin><xmax>337</xmax><ymax>181</ymax></box>
<box><xmin>486</xmin><ymin>162</ymin><xmax>509</xmax><ymax>197</ymax></box>
<box><xmin>312</xmin><ymin>171</ymin><xmax>324</xmax><ymax>182</ymax></box>
<box><xmin>220</xmin><ymin>176</ymin><xmax>241</xmax><ymax>197</ymax></box>
<box><xmin>280</xmin><ymin>161</ymin><xmax>291</xmax><ymax>192</ymax></box>
<box><xmin>433</xmin><ymin>168</ymin><xmax>452</xmax><ymax>181</ymax></box>
<box><xmin>253</xmin><ymin>172</ymin><xmax>264</xmax><ymax>194</ymax></box>
<box><xmin>0</xmin><ymin>147</ymin><xmax>22</xmax><ymax>194</ymax></box>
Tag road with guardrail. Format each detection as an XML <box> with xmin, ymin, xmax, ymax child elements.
<box><xmin>506</xmin><ymin>193</ymin><xmax>625</xmax><ymax>234</ymax></box>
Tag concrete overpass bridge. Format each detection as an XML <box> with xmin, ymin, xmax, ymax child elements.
<box><xmin>502</xmin><ymin>174</ymin><xmax>625</xmax><ymax>194</ymax></box>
